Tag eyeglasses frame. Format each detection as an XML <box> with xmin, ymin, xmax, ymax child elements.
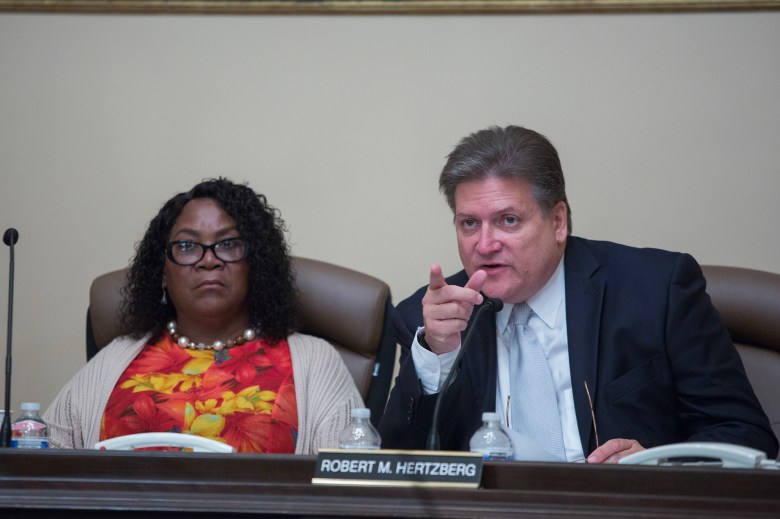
<box><xmin>164</xmin><ymin>237</ymin><xmax>248</xmax><ymax>266</ymax></box>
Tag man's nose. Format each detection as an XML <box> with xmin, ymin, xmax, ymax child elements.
<box><xmin>476</xmin><ymin>227</ymin><xmax>501</xmax><ymax>254</ymax></box>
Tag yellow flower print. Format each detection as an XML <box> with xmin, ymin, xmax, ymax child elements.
<box><xmin>182</xmin><ymin>352</ymin><xmax>215</xmax><ymax>375</ymax></box>
<box><xmin>120</xmin><ymin>373</ymin><xmax>191</xmax><ymax>394</ymax></box>
<box><xmin>178</xmin><ymin>374</ymin><xmax>202</xmax><ymax>392</ymax></box>
<box><xmin>195</xmin><ymin>399</ymin><xmax>221</xmax><ymax>414</ymax></box>
<box><xmin>190</xmin><ymin>413</ymin><xmax>225</xmax><ymax>440</ymax></box>
<box><xmin>219</xmin><ymin>386</ymin><xmax>277</xmax><ymax>414</ymax></box>
<box><xmin>184</xmin><ymin>402</ymin><xmax>196</xmax><ymax>429</ymax></box>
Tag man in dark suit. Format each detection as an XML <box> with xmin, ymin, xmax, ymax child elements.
<box><xmin>378</xmin><ymin>125</ymin><xmax>777</xmax><ymax>463</ymax></box>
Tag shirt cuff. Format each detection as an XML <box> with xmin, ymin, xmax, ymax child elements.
<box><xmin>411</xmin><ymin>327</ymin><xmax>461</xmax><ymax>394</ymax></box>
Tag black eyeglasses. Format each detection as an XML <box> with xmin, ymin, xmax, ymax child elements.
<box><xmin>165</xmin><ymin>238</ymin><xmax>248</xmax><ymax>266</ymax></box>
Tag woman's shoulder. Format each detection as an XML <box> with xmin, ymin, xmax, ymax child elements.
<box><xmin>287</xmin><ymin>332</ymin><xmax>339</xmax><ymax>357</ymax></box>
<box><xmin>86</xmin><ymin>334</ymin><xmax>153</xmax><ymax>372</ymax></box>
<box><xmin>286</xmin><ymin>333</ymin><xmax>355</xmax><ymax>377</ymax></box>
<box><xmin>94</xmin><ymin>334</ymin><xmax>151</xmax><ymax>357</ymax></box>
<box><xmin>52</xmin><ymin>334</ymin><xmax>152</xmax><ymax>402</ymax></box>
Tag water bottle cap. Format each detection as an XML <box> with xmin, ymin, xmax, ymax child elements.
<box><xmin>20</xmin><ymin>402</ymin><xmax>40</xmax><ymax>411</ymax></box>
<box><xmin>481</xmin><ymin>412</ymin><xmax>500</xmax><ymax>422</ymax></box>
<box><xmin>351</xmin><ymin>408</ymin><xmax>371</xmax><ymax>419</ymax></box>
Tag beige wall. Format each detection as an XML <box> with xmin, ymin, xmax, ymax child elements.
<box><xmin>1</xmin><ymin>12</ymin><xmax>779</xmax><ymax>415</ymax></box>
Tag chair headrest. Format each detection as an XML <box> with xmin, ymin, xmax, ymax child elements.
<box><xmin>292</xmin><ymin>257</ymin><xmax>390</xmax><ymax>356</ymax></box>
<box><xmin>702</xmin><ymin>265</ymin><xmax>780</xmax><ymax>353</ymax></box>
<box><xmin>89</xmin><ymin>257</ymin><xmax>392</xmax><ymax>358</ymax></box>
<box><xmin>89</xmin><ymin>268</ymin><xmax>127</xmax><ymax>350</ymax></box>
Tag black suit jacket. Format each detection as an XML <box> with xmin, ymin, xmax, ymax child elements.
<box><xmin>379</xmin><ymin>236</ymin><xmax>778</xmax><ymax>458</ymax></box>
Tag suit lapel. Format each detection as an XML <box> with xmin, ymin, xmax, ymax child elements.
<box><xmin>564</xmin><ymin>238</ymin><xmax>604</xmax><ymax>454</ymax></box>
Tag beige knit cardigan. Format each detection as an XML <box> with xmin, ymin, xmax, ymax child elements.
<box><xmin>43</xmin><ymin>332</ymin><xmax>363</xmax><ymax>454</ymax></box>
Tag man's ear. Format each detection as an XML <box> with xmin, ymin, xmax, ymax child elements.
<box><xmin>553</xmin><ymin>201</ymin><xmax>568</xmax><ymax>242</ymax></box>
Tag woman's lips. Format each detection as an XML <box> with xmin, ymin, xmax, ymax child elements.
<box><xmin>196</xmin><ymin>279</ymin><xmax>225</xmax><ymax>289</ymax></box>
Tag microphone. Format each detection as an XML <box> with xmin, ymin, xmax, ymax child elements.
<box><xmin>426</xmin><ymin>296</ymin><xmax>503</xmax><ymax>450</ymax></box>
<box><xmin>2</xmin><ymin>228</ymin><xmax>18</xmax><ymax>448</ymax></box>
<box><xmin>3</xmin><ymin>229</ymin><xmax>19</xmax><ymax>247</ymax></box>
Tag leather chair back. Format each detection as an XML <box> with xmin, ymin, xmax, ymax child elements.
<box><xmin>702</xmin><ymin>265</ymin><xmax>780</xmax><ymax>457</ymax></box>
<box><xmin>86</xmin><ymin>256</ymin><xmax>396</xmax><ymax>425</ymax></box>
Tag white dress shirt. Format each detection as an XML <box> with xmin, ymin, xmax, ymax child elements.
<box><xmin>411</xmin><ymin>257</ymin><xmax>585</xmax><ymax>462</ymax></box>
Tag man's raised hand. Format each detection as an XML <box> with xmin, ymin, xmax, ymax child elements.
<box><xmin>421</xmin><ymin>264</ymin><xmax>487</xmax><ymax>354</ymax></box>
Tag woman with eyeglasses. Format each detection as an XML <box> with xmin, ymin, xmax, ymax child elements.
<box><xmin>44</xmin><ymin>178</ymin><xmax>362</xmax><ymax>453</ymax></box>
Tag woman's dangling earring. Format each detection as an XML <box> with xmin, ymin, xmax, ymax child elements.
<box><xmin>161</xmin><ymin>284</ymin><xmax>168</xmax><ymax>305</ymax></box>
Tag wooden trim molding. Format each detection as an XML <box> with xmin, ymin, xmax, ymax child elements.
<box><xmin>1</xmin><ymin>0</ymin><xmax>780</xmax><ymax>15</ymax></box>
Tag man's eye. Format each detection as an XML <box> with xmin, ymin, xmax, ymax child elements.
<box><xmin>461</xmin><ymin>219</ymin><xmax>477</xmax><ymax>229</ymax></box>
<box><xmin>503</xmin><ymin>216</ymin><xmax>518</xmax><ymax>225</ymax></box>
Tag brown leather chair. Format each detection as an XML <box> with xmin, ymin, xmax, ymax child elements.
<box><xmin>86</xmin><ymin>257</ymin><xmax>396</xmax><ymax>425</ymax></box>
<box><xmin>702</xmin><ymin>265</ymin><xmax>780</xmax><ymax>458</ymax></box>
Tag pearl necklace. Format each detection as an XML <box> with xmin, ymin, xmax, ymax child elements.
<box><xmin>166</xmin><ymin>321</ymin><xmax>257</xmax><ymax>352</ymax></box>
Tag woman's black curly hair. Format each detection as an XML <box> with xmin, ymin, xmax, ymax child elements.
<box><xmin>119</xmin><ymin>178</ymin><xmax>299</xmax><ymax>342</ymax></box>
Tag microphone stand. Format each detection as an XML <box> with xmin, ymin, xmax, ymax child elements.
<box><xmin>2</xmin><ymin>228</ymin><xmax>18</xmax><ymax>448</ymax></box>
<box><xmin>426</xmin><ymin>297</ymin><xmax>503</xmax><ymax>451</ymax></box>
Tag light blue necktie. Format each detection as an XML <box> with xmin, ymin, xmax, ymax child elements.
<box><xmin>508</xmin><ymin>303</ymin><xmax>566</xmax><ymax>459</ymax></box>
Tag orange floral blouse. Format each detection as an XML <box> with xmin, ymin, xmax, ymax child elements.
<box><xmin>100</xmin><ymin>334</ymin><xmax>298</xmax><ymax>453</ymax></box>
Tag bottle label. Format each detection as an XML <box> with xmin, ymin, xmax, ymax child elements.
<box><xmin>473</xmin><ymin>448</ymin><xmax>512</xmax><ymax>461</ymax></box>
<box><xmin>11</xmin><ymin>438</ymin><xmax>49</xmax><ymax>449</ymax></box>
<box><xmin>12</xmin><ymin>419</ymin><xmax>46</xmax><ymax>433</ymax></box>
<box><xmin>338</xmin><ymin>444</ymin><xmax>380</xmax><ymax>450</ymax></box>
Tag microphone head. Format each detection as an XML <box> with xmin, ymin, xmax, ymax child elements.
<box><xmin>3</xmin><ymin>228</ymin><xmax>18</xmax><ymax>247</ymax></box>
<box><xmin>486</xmin><ymin>297</ymin><xmax>504</xmax><ymax>312</ymax></box>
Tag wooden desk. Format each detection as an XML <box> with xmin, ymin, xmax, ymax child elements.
<box><xmin>1</xmin><ymin>449</ymin><xmax>778</xmax><ymax>517</ymax></box>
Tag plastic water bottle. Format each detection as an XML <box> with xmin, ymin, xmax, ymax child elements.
<box><xmin>11</xmin><ymin>402</ymin><xmax>49</xmax><ymax>449</ymax></box>
<box><xmin>469</xmin><ymin>412</ymin><xmax>512</xmax><ymax>460</ymax></box>
<box><xmin>338</xmin><ymin>408</ymin><xmax>381</xmax><ymax>450</ymax></box>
